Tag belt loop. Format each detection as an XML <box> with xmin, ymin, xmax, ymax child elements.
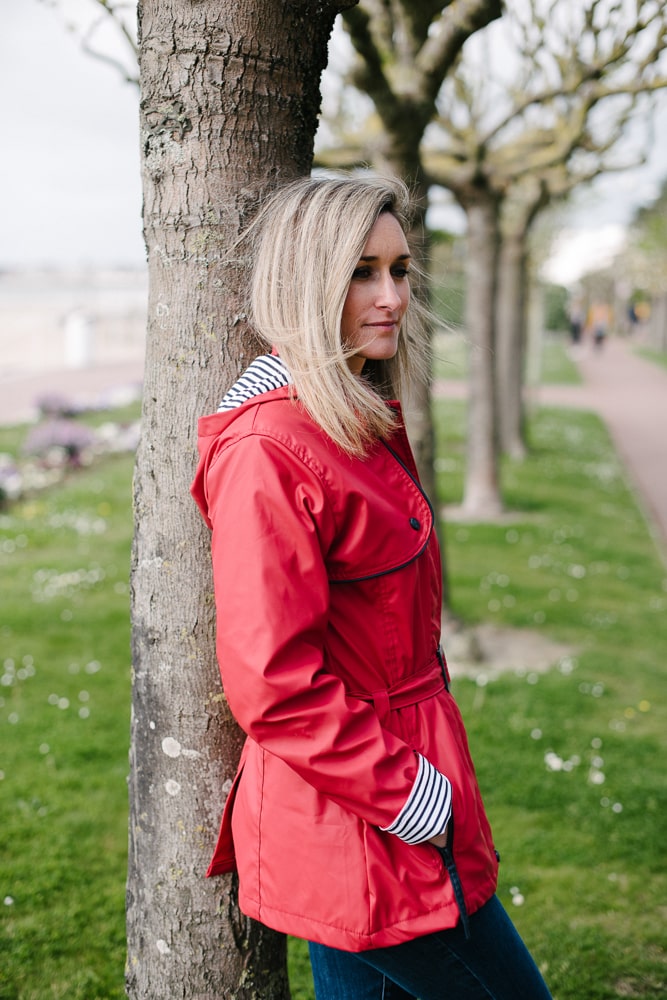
<box><xmin>436</xmin><ymin>645</ymin><xmax>450</xmax><ymax>692</ymax></box>
<box><xmin>371</xmin><ymin>689</ymin><xmax>391</xmax><ymax>726</ymax></box>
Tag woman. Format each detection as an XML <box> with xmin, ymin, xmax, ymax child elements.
<box><xmin>191</xmin><ymin>175</ymin><xmax>552</xmax><ymax>999</ymax></box>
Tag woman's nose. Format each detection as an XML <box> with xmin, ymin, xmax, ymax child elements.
<box><xmin>375</xmin><ymin>272</ymin><xmax>402</xmax><ymax>310</ymax></box>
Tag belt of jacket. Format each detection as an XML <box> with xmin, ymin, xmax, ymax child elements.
<box><xmin>348</xmin><ymin>649</ymin><xmax>449</xmax><ymax>726</ymax></box>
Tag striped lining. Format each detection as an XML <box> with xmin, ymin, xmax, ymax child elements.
<box><xmin>218</xmin><ymin>354</ymin><xmax>291</xmax><ymax>412</ymax></box>
<box><xmin>381</xmin><ymin>753</ymin><xmax>452</xmax><ymax>845</ymax></box>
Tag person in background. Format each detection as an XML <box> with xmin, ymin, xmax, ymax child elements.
<box><xmin>191</xmin><ymin>174</ymin><xmax>553</xmax><ymax>1000</ymax></box>
<box><xmin>567</xmin><ymin>295</ymin><xmax>585</xmax><ymax>346</ymax></box>
<box><xmin>587</xmin><ymin>300</ymin><xmax>612</xmax><ymax>350</ymax></box>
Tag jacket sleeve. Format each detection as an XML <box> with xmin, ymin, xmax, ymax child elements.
<box><xmin>204</xmin><ymin>430</ymin><xmax>443</xmax><ymax>833</ymax></box>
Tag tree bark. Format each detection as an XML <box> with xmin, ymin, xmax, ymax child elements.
<box><xmin>495</xmin><ymin>183</ymin><xmax>549</xmax><ymax>461</ymax></box>
<box><xmin>400</xmin><ymin>175</ymin><xmax>451</xmax><ymax>606</ymax></box>
<box><xmin>496</xmin><ymin>231</ymin><xmax>528</xmax><ymax>460</ymax></box>
<box><xmin>460</xmin><ymin>193</ymin><xmax>503</xmax><ymax>517</ymax></box>
<box><xmin>127</xmin><ymin>2</ymin><xmax>353</xmax><ymax>997</ymax></box>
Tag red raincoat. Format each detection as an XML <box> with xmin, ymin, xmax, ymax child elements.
<box><xmin>191</xmin><ymin>387</ymin><xmax>498</xmax><ymax>950</ymax></box>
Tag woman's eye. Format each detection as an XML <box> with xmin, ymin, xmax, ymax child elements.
<box><xmin>351</xmin><ymin>264</ymin><xmax>409</xmax><ymax>280</ymax></box>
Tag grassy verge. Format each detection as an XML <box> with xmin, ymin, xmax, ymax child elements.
<box><xmin>0</xmin><ymin>447</ymin><xmax>133</xmax><ymax>1000</ymax></box>
<box><xmin>433</xmin><ymin>329</ymin><xmax>582</xmax><ymax>385</ymax></box>
<box><xmin>432</xmin><ymin>399</ymin><xmax>667</xmax><ymax>999</ymax></box>
<box><xmin>2</xmin><ymin>384</ymin><xmax>666</xmax><ymax>998</ymax></box>
<box><xmin>636</xmin><ymin>345</ymin><xmax>667</xmax><ymax>371</ymax></box>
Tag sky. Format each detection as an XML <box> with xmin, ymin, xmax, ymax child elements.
<box><xmin>2</xmin><ymin>0</ymin><xmax>667</xmax><ymax>282</ymax></box>
<box><xmin>1</xmin><ymin>0</ymin><xmax>144</xmax><ymax>270</ymax></box>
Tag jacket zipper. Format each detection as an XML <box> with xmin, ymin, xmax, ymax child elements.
<box><xmin>381</xmin><ymin>439</ymin><xmax>435</xmax><ymax>520</ymax></box>
<box><xmin>435</xmin><ymin>818</ymin><xmax>471</xmax><ymax>941</ymax></box>
<box><xmin>387</xmin><ymin>438</ymin><xmax>470</xmax><ymax>936</ymax></box>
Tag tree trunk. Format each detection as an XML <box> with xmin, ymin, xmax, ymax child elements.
<box><xmin>402</xmin><ymin>202</ymin><xmax>451</xmax><ymax>608</ymax></box>
<box><xmin>648</xmin><ymin>292</ymin><xmax>667</xmax><ymax>352</ymax></box>
<box><xmin>496</xmin><ymin>185</ymin><xmax>549</xmax><ymax>461</ymax></box>
<box><xmin>460</xmin><ymin>194</ymin><xmax>502</xmax><ymax>518</ymax></box>
<box><xmin>127</xmin><ymin>2</ymin><xmax>352</xmax><ymax>997</ymax></box>
<box><xmin>496</xmin><ymin>231</ymin><xmax>528</xmax><ymax>460</ymax></box>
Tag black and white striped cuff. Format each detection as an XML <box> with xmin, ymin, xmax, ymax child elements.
<box><xmin>381</xmin><ymin>754</ymin><xmax>452</xmax><ymax>845</ymax></box>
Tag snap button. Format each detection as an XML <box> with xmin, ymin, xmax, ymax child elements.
<box><xmin>409</xmin><ymin>517</ymin><xmax>420</xmax><ymax>530</ymax></box>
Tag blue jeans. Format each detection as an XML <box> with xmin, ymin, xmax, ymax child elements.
<box><xmin>308</xmin><ymin>895</ymin><xmax>553</xmax><ymax>1000</ymax></box>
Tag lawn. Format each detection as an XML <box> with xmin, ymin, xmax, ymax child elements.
<box><xmin>430</xmin><ymin>399</ymin><xmax>667</xmax><ymax>999</ymax></box>
<box><xmin>1</xmin><ymin>367</ymin><xmax>666</xmax><ymax>998</ymax></box>
<box><xmin>636</xmin><ymin>345</ymin><xmax>667</xmax><ymax>372</ymax></box>
<box><xmin>432</xmin><ymin>328</ymin><xmax>582</xmax><ymax>385</ymax></box>
<box><xmin>0</xmin><ymin>450</ymin><xmax>134</xmax><ymax>1000</ymax></box>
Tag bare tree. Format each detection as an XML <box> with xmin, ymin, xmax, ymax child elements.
<box><xmin>425</xmin><ymin>0</ymin><xmax>667</xmax><ymax>485</ymax></box>
<box><xmin>495</xmin><ymin>179</ymin><xmax>549</xmax><ymax>460</ymax></box>
<box><xmin>38</xmin><ymin>0</ymin><xmax>140</xmax><ymax>85</ymax></box>
<box><xmin>127</xmin><ymin>2</ymin><xmax>355</xmax><ymax>997</ymax></box>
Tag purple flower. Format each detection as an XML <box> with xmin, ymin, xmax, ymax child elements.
<box><xmin>23</xmin><ymin>419</ymin><xmax>97</xmax><ymax>466</ymax></box>
<box><xmin>34</xmin><ymin>393</ymin><xmax>82</xmax><ymax>419</ymax></box>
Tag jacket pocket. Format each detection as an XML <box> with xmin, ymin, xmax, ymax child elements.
<box><xmin>206</xmin><ymin>758</ymin><xmax>246</xmax><ymax>877</ymax></box>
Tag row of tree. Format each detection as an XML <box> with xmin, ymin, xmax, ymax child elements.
<box><xmin>48</xmin><ymin>1</ymin><xmax>667</xmax><ymax>995</ymax></box>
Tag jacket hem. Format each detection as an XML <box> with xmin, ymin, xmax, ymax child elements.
<box><xmin>238</xmin><ymin>875</ymin><xmax>497</xmax><ymax>952</ymax></box>
<box><xmin>206</xmin><ymin>856</ymin><xmax>236</xmax><ymax>877</ymax></box>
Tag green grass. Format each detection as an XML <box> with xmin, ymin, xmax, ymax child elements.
<box><xmin>636</xmin><ymin>345</ymin><xmax>667</xmax><ymax>371</ymax></box>
<box><xmin>0</xmin><ymin>403</ymin><xmax>142</xmax><ymax>463</ymax></box>
<box><xmin>538</xmin><ymin>332</ymin><xmax>582</xmax><ymax>384</ymax></box>
<box><xmin>0</xmin><ymin>448</ymin><xmax>133</xmax><ymax>1000</ymax></box>
<box><xmin>433</xmin><ymin>329</ymin><xmax>581</xmax><ymax>385</ymax></box>
<box><xmin>430</xmin><ymin>399</ymin><xmax>667</xmax><ymax>999</ymax></box>
<box><xmin>2</xmin><ymin>379</ymin><xmax>667</xmax><ymax>998</ymax></box>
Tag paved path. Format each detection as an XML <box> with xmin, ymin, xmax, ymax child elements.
<box><xmin>437</xmin><ymin>335</ymin><xmax>667</xmax><ymax>561</ymax></box>
<box><xmin>2</xmin><ymin>337</ymin><xmax>666</xmax><ymax>558</ymax></box>
<box><xmin>534</xmin><ymin>338</ymin><xmax>667</xmax><ymax>559</ymax></box>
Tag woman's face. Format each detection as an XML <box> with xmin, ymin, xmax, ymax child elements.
<box><xmin>341</xmin><ymin>212</ymin><xmax>411</xmax><ymax>376</ymax></box>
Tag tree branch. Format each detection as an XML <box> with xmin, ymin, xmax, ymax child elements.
<box><xmin>416</xmin><ymin>0</ymin><xmax>502</xmax><ymax>106</ymax></box>
<box><xmin>342</xmin><ymin>6</ymin><xmax>398</xmax><ymax>122</ymax></box>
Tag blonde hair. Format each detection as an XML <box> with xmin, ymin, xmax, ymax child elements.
<box><xmin>246</xmin><ymin>173</ymin><xmax>430</xmax><ymax>455</ymax></box>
